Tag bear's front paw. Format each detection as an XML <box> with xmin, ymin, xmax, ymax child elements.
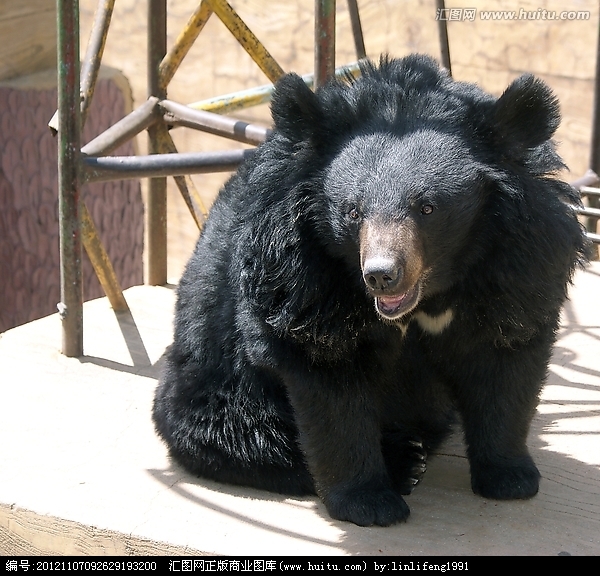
<box><xmin>324</xmin><ymin>484</ymin><xmax>410</xmax><ymax>527</ymax></box>
<box><xmin>386</xmin><ymin>438</ymin><xmax>428</xmax><ymax>495</ymax></box>
<box><xmin>471</xmin><ymin>458</ymin><xmax>541</xmax><ymax>500</ymax></box>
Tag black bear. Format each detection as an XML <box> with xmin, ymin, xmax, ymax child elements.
<box><xmin>153</xmin><ymin>55</ymin><xmax>587</xmax><ymax>527</ymax></box>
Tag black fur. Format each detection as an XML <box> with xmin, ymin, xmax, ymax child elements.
<box><xmin>153</xmin><ymin>55</ymin><xmax>587</xmax><ymax>527</ymax></box>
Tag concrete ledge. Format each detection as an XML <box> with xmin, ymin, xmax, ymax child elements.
<box><xmin>0</xmin><ymin>266</ymin><xmax>599</xmax><ymax>556</ymax></box>
<box><xmin>0</xmin><ymin>505</ymin><xmax>203</xmax><ymax>556</ymax></box>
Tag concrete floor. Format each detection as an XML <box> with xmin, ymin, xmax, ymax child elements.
<box><xmin>0</xmin><ymin>264</ymin><xmax>599</xmax><ymax>556</ymax></box>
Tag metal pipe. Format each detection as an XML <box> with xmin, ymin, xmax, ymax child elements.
<box><xmin>80</xmin><ymin>0</ymin><xmax>116</xmax><ymax>127</ymax></box>
<box><xmin>147</xmin><ymin>0</ymin><xmax>168</xmax><ymax>286</ymax></box>
<box><xmin>57</xmin><ymin>0</ymin><xmax>83</xmax><ymax>357</ymax></box>
<box><xmin>586</xmin><ymin>16</ymin><xmax>600</xmax><ymax>239</ymax></box>
<box><xmin>49</xmin><ymin>0</ymin><xmax>116</xmax><ymax>133</ymax></box>
<box><xmin>153</xmin><ymin>129</ymin><xmax>208</xmax><ymax>229</ymax></box>
<box><xmin>172</xmin><ymin>173</ymin><xmax>207</xmax><ymax>230</ymax></box>
<box><xmin>161</xmin><ymin>99</ymin><xmax>270</xmax><ymax>145</ymax></box>
<box><xmin>206</xmin><ymin>0</ymin><xmax>284</xmax><ymax>83</ymax></box>
<box><xmin>315</xmin><ymin>0</ymin><xmax>336</xmax><ymax>89</ymax></box>
<box><xmin>190</xmin><ymin>84</ymin><xmax>274</xmax><ymax>114</ymax></box>
<box><xmin>188</xmin><ymin>61</ymin><xmax>361</xmax><ymax>114</ymax></box>
<box><xmin>570</xmin><ymin>169</ymin><xmax>599</xmax><ymax>190</ymax></box>
<box><xmin>575</xmin><ymin>203</ymin><xmax>600</xmax><ymax>243</ymax></box>
<box><xmin>580</xmin><ymin>186</ymin><xmax>600</xmax><ymax>198</ymax></box>
<box><xmin>586</xmin><ymin>232</ymin><xmax>600</xmax><ymax>243</ymax></box>
<box><xmin>82</xmin><ymin>150</ymin><xmax>254</xmax><ymax>182</ymax></box>
<box><xmin>576</xmin><ymin>206</ymin><xmax>600</xmax><ymax>218</ymax></box>
<box><xmin>590</xmin><ymin>18</ymin><xmax>600</xmax><ymax>174</ymax></box>
<box><xmin>159</xmin><ymin>0</ymin><xmax>213</xmax><ymax>90</ymax></box>
<box><xmin>82</xmin><ymin>96</ymin><xmax>160</xmax><ymax>157</ymax></box>
<box><xmin>435</xmin><ymin>0</ymin><xmax>452</xmax><ymax>75</ymax></box>
<box><xmin>346</xmin><ymin>0</ymin><xmax>366</xmax><ymax>60</ymax></box>
<box><xmin>81</xmin><ymin>204</ymin><xmax>129</xmax><ymax>312</ymax></box>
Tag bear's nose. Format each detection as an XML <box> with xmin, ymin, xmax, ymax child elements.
<box><xmin>362</xmin><ymin>257</ymin><xmax>402</xmax><ymax>291</ymax></box>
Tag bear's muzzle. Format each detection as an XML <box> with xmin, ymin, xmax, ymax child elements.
<box><xmin>360</xmin><ymin>218</ymin><xmax>424</xmax><ymax>320</ymax></box>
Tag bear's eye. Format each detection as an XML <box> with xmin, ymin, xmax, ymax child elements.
<box><xmin>421</xmin><ymin>204</ymin><xmax>434</xmax><ymax>215</ymax></box>
<box><xmin>347</xmin><ymin>206</ymin><xmax>361</xmax><ymax>220</ymax></box>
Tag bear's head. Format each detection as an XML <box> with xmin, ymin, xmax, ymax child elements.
<box><xmin>270</xmin><ymin>55</ymin><xmax>571</xmax><ymax>323</ymax></box>
<box><xmin>323</xmin><ymin>129</ymin><xmax>490</xmax><ymax>320</ymax></box>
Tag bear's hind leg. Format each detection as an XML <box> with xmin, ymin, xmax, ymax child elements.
<box><xmin>153</xmin><ymin>352</ymin><xmax>315</xmax><ymax>496</ymax></box>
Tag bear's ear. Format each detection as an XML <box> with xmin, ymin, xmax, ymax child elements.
<box><xmin>492</xmin><ymin>74</ymin><xmax>560</xmax><ymax>152</ymax></box>
<box><xmin>271</xmin><ymin>73</ymin><xmax>325</xmax><ymax>143</ymax></box>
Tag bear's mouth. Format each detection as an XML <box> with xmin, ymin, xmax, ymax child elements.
<box><xmin>375</xmin><ymin>282</ymin><xmax>420</xmax><ymax>320</ymax></box>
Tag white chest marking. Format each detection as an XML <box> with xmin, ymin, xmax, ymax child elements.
<box><xmin>395</xmin><ymin>308</ymin><xmax>454</xmax><ymax>336</ymax></box>
<box><xmin>414</xmin><ymin>309</ymin><xmax>454</xmax><ymax>335</ymax></box>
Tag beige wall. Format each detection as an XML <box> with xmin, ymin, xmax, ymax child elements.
<box><xmin>80</xmin><ymin>0</ymin><xmax>599</xmax><ymax>278</ymax></box>
<box><xmin>0</xmin><ymin>2</ymin><xmax>56</xmax><ymax>81</ymax></box>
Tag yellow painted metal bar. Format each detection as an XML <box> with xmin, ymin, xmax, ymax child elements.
<box><xmin>189</xmin><ymin>61</ymin><xmax>362</xmax><ymax>114</ymax></box>
<box><xmin>190</xmin><ymin>83</ymin><xmax>273</xmax><ymax>114</ymax></box>
<box><xmin>173</xmin><ymin>174</ymin><xmax>207</xmax><ymax>230</ymax></box>
<box><xmin>158</xmin><ymin>130</ymin><xmax>209</xmax><ymax>229</ymax></box>
<box><xmin>81</xmin><ymin>203</ymin><xmax>129</xmax><ymax>312</ymax></box>
<box><xmin>159</xmin><ymin>1</ymin><xmax>213</xmax><ymax>90</ymax></box>
<box><xmin>206</xmin><ymin>0</ymin><xmax>284</xmax><ymax>83</ymax></box>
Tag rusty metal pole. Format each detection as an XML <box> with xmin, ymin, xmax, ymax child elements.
<box><xmin>80</xmin><ymin>0</ymin><xmax>116</xmax><ymax>128</ymax></box>
<box><xmin>347</xmin><ymin>0</ymin><xmax>366</xmax><ymax>60</ymax></box>
<box><xmin>315</xmin><ymin>0</ymin><xmax>336</xmax><ymax>90</ymax></box>
<box><xmin>584</xmin><ymin>15</ymin><xmax>600</xmax><ymax>238</ymax></box>
<box><xmin>436</xmin><ymin>0</ymin><xmax>452</xmax><ymax>76</ymax></box>
<box><xmin>589</xmin><ymin>17</ymin><xmax>600</xmax><ymax>180</ymax></box>
<box><xmin>206</xmin><ymin>0</ymin><xmax>284</xmax><ymax>84</ymax></box>
<box><xmin>57</xmin><ymin>0</ymin><xmax>83</xmax><ymax>357</ymax></box>
<box><xmin>147</xmin><ymin>0</ymin><xmax>168</xmax><ymax>285</ymax></box>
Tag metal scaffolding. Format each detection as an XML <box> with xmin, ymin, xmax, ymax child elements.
<box><xmin>571</xmin><ymin>16</ymin><xmax>600</xmax><ymax>246</ymax></box>
<box><xmin>54</xmin><ymin>0</ymin><xmax>454</xmax><ymax>356</ymax></box>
